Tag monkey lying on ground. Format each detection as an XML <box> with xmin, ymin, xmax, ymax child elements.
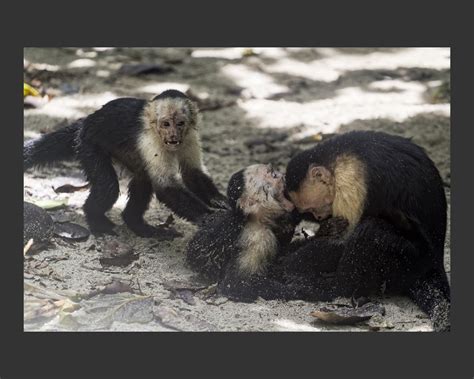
<box><xmin>283</xmin><ymin>130</ymin><xmax>450</xmax><ymax>331</ymax></box>
<box><xmin>186</xmin><ymin>163</ymin><xmax>346</xmax><ymax>301</ymax></box>
<box><xmin>24</xmin><ymin>90</ymin><xmax>227</xmax><ymax>236</ymax></box>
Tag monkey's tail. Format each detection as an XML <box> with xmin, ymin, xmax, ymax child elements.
<box><xmin>24</xmin><ymin>119</ymin><xmax>83</xmax><ymax>171</ymax></box>
<box><xmin>407</xmin><ymin>267</ymin><xmax>451</xmax><ymax>332</ymax></box>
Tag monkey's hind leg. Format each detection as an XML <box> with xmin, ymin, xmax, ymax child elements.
<box><xmin>122</xmin><ymin>175</ymin><xmax>156</xmax><ymax>237</ymax></box>
<box><xmin>79</xmin><ymin>145</ymin><xmax>119</xmax><ymax>235</ymax></box>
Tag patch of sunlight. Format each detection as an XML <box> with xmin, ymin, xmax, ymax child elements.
<box><xmin>267</xmin><ymin>58</ymin><xmax>341</xmax><ymax>82</ymax></box>
<box><xmin>367</xmin><ymin>79</ymin><xmax>426</xmax><ymax>93</ymax></box>
<box><xmin>192</xmin><ymin>48</ymin><xmax>250</xmax><ymax>60</ymax></box>
<box><xmin>238</xmin><ymin>84</ymin><xmax>450</xmax><ymax>138</ymax></box>
<box><xmin>426</xmin><ymin>80</ymin><xmax>443</xmax><ymax>88</ymax></box>
<box><xmin>76</xmin><ymin>49</ymin><xmax>98</xmax><ymax>58</ymax></box>
<box><xmin>67</xmin><ymin>58</ymin><xmax>97</xmax><ymax>69</ymax></box>
<box><xmin>138</xmin><ymin>82</ymin><xmax>190</xmax><ymax>95</ymax></box>
<box><xmin>405</xmin><ymin>324</ymin><xmax>433</xmax><ymax>332</ymax></box>
<box><xmin>192</xmin><ymin>47</ymin><xmax>288</xmax><ymax>60</ymax></box>
<box><xmin>26</xmin><ymin>63</ymin><xmax>60</xmax><ymax>71</ymax></box>
<box><xmin>93</xmin><ymin>47</ymin><xmax>115</xmax><ymax>52</ymax></box>
<box><xmin>265</xmin><ymin>48</ymin><xmax>450</xmax><ymax>82</ymax></box>
<box><xmin>252</xmin><ymin>48</ymin><xmax>289</xmax><ymax>59</ymax></box>
<box><xmin>24</xmin><ymin>130</ymin><xmax>42</xmax><ymax>140</ymax></box>
<box><xmin>221</xmin><ymin>64</ymin><xmax>290</xmax><ymax>99</ymax></box>
<box><xmin>272</xmin><ymin>319</ymin><xmax>326</xmax><ymax>332</ymax></box>
<box><xmin>25</xmin><ymin>92</ymin><xmax>119</xmax><ymax>119</ymax></box>
<box><xmin>96</xmin><ymin>70</ymin><xmax>111</xmax><ymax>78</ymax></box>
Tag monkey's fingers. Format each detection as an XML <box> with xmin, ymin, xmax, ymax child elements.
<box><xmin>209</xmin><ymin>197</ymin><xmax>230</xmax><ymax>210</ymax></box>
<box><xmin>131</xmin><ymin>223</ymin><xmax>183</xmax><ymax>240</ymax></box>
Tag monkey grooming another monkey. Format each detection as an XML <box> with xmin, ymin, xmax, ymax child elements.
<box><xmin>186</xmin><ymin>164</ymin><xmax>345</xmax><ymax>301</ymax></box>
<box><xmin>24</xmin><ymin>90</ymin><xmax>228</xmax><ymax>236</ymax></box>
<box><xmin>284</xmin><ymin>130</ymin><xmax>450</xmax><ymax>331</ymax></box>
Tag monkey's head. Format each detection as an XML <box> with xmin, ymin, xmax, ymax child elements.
<box><xmin>148</xmin><ymin>89</ymin><xmax>199</xmax><ymax>151</ymax></box>
<box><xmin>286</xmin><ymin>162</ymin><xmax>335</xmax><ymax>222</ymax></box>
<box><xmin>227</xmin><ymin>164</ymin><xmax>294</xmax><ymax>223</ymax></box>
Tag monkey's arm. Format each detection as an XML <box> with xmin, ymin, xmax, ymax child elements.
<box><xmin>217</xmin><ymin>264</ymin><xmax>305</xmax><ymax>302</ymax></box>
<box><xmin>279</xmin><ymin>237</ymin><xmax>345</xmax><ymax>283</ymax></box>
<box><xmin>181</xmin><ymin>165</ymin><xmax>228</xmax><ymax>209</ymax></box>
<box><xmin>155</xmin><ymin>181</ymin><xmax>212</xmax><ymax>222</ymax></box>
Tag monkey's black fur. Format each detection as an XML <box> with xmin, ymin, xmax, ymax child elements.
<box><xmin>285</xmin><ymin>131</ymin><xmax>450</xmax><ymax>331</ymax></box>
<box><xmin>153</xmin><ymin>89</ymin><xmax>188</xmax><ymax>101</ymax></box>
<box><xmin>186</xmin><ymin>171</ymin><xmax>300</xmax><ymax>301</ymax></box>
<box><xmin>226</xmin><ymin>168</ymin><xmax>245</xmax><ymax>209</ymax></box>
<box><xmin>24</xmin><ymin>91</ymin><xmax>225</xmax><ymax>236</ymax></box>
<box><xmin>286</xmin><ymin>131</ymin><xmax>446</xmax><ymax>260</ymax></box>
<box><xmin>281</xmin><ymin>217</ymin><xmax>450</xmax><ymax>331</ymax></box>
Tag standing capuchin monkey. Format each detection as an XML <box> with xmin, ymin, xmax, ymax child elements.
<box><xmin>24</xmin><ymin>90</ymin><xmax>228</xmax><ymax>236</ymax></box>
<box><xmin>283</xmin><ymin>130</ymin><xmax>450</xmax><ymax>331</ymax></box>
<box><xmin>186</xmin><ymin>164</ymin><xmax>346</xmax><ymax>301</ymax></box>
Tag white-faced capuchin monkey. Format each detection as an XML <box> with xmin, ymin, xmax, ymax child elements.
<box><xmin>186</xmin><ymin>164</ymin><xmax>346</xmax><ymax>301</ymax></box>
<box><xmin>24</xmin><ymin>90</ymin><xmax>228</xmax><ymax>237</ymax></box>
<box><xmin>283</xmin><ymin>130</ymin><xmax>450</xmax><ymax>331</ymax></box>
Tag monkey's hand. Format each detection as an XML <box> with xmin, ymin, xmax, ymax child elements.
<box><xmin>128</xmin><ymin>222</ymin><xmax>183</xmax><ymax>240</ymax></box>
<box><xmin>316</xmin><ymin>216</ymin><xmax>349</xmax><ymax>238</ymax></box>
<box><xmin>209</xmin><ymin>193</ymin><xmax>230</xmax><ymax>210</ymax></box>
<box><xmin>88</xmin><ymin>215</ymin><xmax>118</xmax><ymax>236</ymax></box>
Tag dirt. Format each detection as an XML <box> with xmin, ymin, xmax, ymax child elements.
<box><xmin>23</xmin><ymin>48</ymin><xmax>450</xmax><ymax>332</ymax></box>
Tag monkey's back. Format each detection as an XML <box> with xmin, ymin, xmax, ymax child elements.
<box><xmin>77</xmin><ymin>97</ymin><xmax>149</xmax><ymax>171</ymax></box>
<box><xmin>287</xmin><ymin>131</ymin><xmax>447</xmax><ymax>260</ymax></box>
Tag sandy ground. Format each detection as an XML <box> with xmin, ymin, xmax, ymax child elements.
<box><xmin>23</xmin><ymin>48</ymin><xmax>450</xmax><ymax>332</ymax></box>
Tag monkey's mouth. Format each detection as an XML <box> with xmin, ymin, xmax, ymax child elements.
<box><xmin>275</xmin><ymin>189</ymin><xmax>295</xmax><ymax>212</ymax></box>
<box><xmin>311</xmin><ymin>205</ymin><xmax>332</xmax><ymax>221</ymax></box>
<box><xmin>164</xmin><ymin>140</ymin><xmax>182</xmax><ymax>148</ymax></box>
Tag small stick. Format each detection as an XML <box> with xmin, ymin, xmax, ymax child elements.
<box><xmin>24</xmin><ymin>239</ymin><xmax>34</xmax><ymax>256</ymax></box>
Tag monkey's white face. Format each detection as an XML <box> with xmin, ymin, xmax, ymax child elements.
<box><xmin>238</xmin><ymin>164</ymin><xmax>294</xmax><ymax>218</ymax></box>
<box><xmin>150</xmin><ymin>98</ymin><xmax>197</xmax><ymax>151</ymax></box>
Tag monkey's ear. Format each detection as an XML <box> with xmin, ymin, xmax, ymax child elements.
<box><xmin>237</xmin><ymin>195</ymin><xmax>259</xmax><ymax>215</ymax></box>
<box><xmin>308</xmin><ymin>165</ymin><xmax>331</xmax><ymax>183</ymax></box>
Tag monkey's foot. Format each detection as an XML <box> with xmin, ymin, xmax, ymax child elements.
<box><xmin>88</xmin><ymin>216</ymin><xmax>118</xmax><ymax>236</ymax></box>
<box><xmin>127</xmin><ymin>223</ymin><xmax>159</xmax><ymax>238</ymax></box>
<box><xmin>128</xmin><ymin>222</ymin><xmax>183</xmax><ymax>240</ymax></box>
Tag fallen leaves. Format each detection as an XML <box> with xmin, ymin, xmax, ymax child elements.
<box><xmin>24</xmin><ymin>282</ymin><xmax>80</xmax><ymax>326</ymax></box>
<box><xmin>53</xmin><ymin>182</ymin><xmax>90</xmax><ymax>194</ymax></box>
<box><xmin>31</xmin><ymin>198</ymin><xmax>68</xmax><ymax>211</ymax></box>
<box><xmin>53</xmin><ymin>222</ymin><xmax>90</xmax><ymax>242</ymax></box>
<box><xmin>99</xmin><ymin>240</ymin><xmax>139</xmax><ymax>268</ymax></box>
<box><xmin>310</xmin><ymin>302</ymin><xmax>386</xmax><ymax>325</ymax></box>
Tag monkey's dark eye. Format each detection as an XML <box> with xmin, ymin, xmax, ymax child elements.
<box><xmin>163</xmin><ymin>121</ymin><xmax>170</xmax><ymax>127</ymax></box>
<box><xmin>269</xmin><ymin>167</ymin><xmax>278</xmax><ymax>178</ymax></box>
<box><xmin>177</xmin><ymin>121</ymin><xmax>185</xmax><ymax>127</ymax></box>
